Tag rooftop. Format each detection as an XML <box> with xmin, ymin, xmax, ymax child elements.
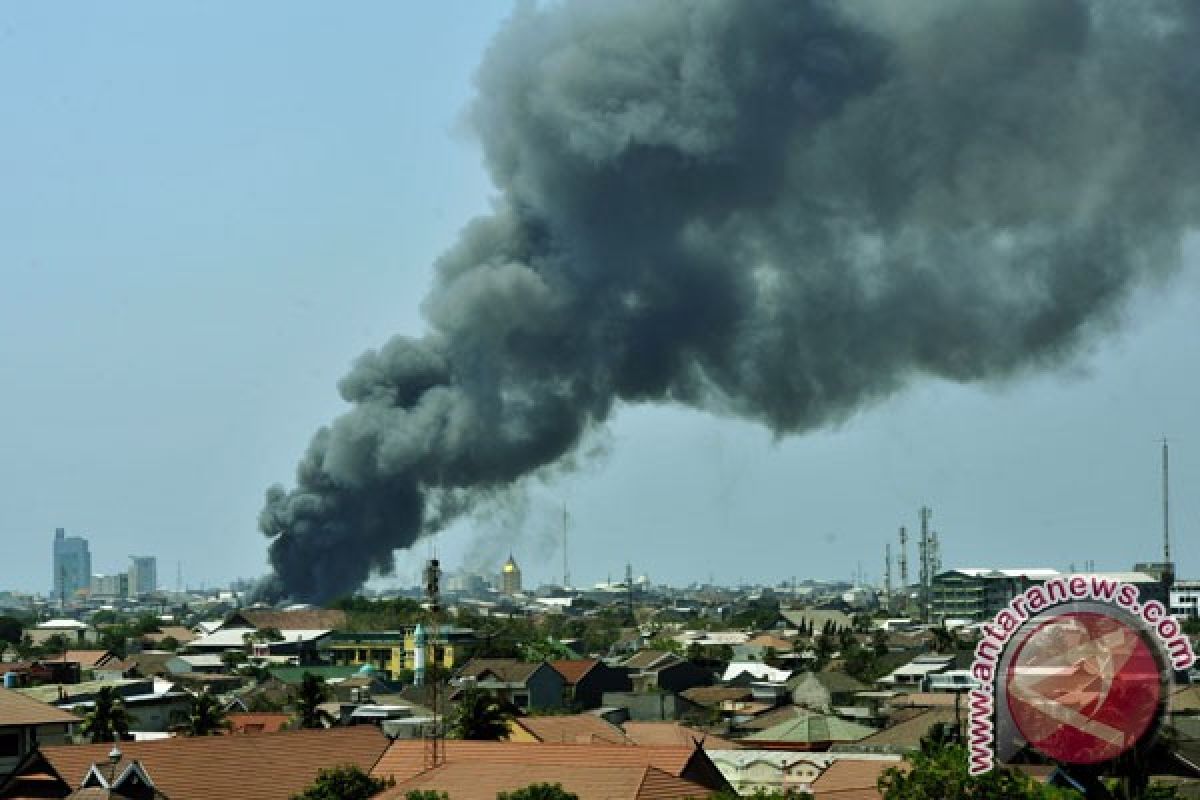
<box><xmin>376</xmin><ymin>762</ymin><xmax>712</xmax><ymax>800</ymax></box>
<box><xmin>0</xmin><ymin>686</ymin><xmax>81</xmax><ymax>726</ymax></box>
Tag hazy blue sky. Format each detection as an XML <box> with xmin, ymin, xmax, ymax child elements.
<box><xmin>2</xmin><ymin>3</ymin><xmax>1197</xmax><ymax>595</ymax></box>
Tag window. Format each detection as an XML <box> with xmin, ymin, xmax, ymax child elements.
<box><xmin>0</xmin><ymin>732</ymin><xmax>21</xmax><ymax>758</ymax></box>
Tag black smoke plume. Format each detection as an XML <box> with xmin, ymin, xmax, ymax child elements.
<box><xmin>258</xmin><ymin>0</ymin><xmax>1200</xmax><ymax>603</ymax></box>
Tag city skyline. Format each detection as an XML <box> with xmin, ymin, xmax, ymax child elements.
<box><xmin>2</xmin><ymin>3</ymin><xmax>1198</xmax><ymax>598</ymax></box>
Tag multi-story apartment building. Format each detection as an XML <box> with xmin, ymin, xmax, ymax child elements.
<box><xmin>51</xmin><ymin>528</ymin><xmax>91</xmax><ymax>606</ymax></box>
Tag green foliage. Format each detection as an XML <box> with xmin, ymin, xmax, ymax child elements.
<box><xmin>518</xmin><ymin>637</ymin><xmax>578</xmax><ymax>662</ymax></box>
<box><xmin>710</xmin><ymin>790</ymin><xmax>811</xmax><ymax>800</ymax></box>
<box><xmin>878</xmin><ymin>741</ymin><xmax>1082</xmax><ymax>799</ymax></box>
<box><xmin>296</xmin><ymin>672</ymin><xmax>329</xmax><ymax>729</ymax></box>
<box><xmin>159</xmin><ymin>635</ymin><xmax>180</xmax><ymax>652</ymax></box>
<box><xmin>0</xmin><ymin>615</ymin><xmax>23</xmax><ymax>644</ymax></box>
<box><xmin>290</xmin><ymin>764</ymin><xmax>394</xmax><ymax>800</ymax></box>
<box><xmin>99</xmin><ymin>630</ymin><xmax>130</xmax><ymax>659</ymax></box>
<box><xmin>186</xmin><ymin>691</ymin><xmax>229</xmax><ymax>736</ymax></box>
<box><xmin>1183</xmin><ymin>616</ymin><xmax>1200</xmax><ymax>636</ymax></box>
<box><xmin>81</xmin><ymin>687</ymin><xmax>132</xmax><ymax>743</ymax></box>
<box><xmin>730</xmin><ymin>597</ymin><xmax>782</xmax><ymax>630</ymax></box>
<box><xmin>496</xmin><ymin>783</ymin><xmax>579</xmax><ymax>800</ymax></box>
<box><xmin>331</xmin><ymin>595</ymin><xmax>425</xmax><ymax>630</ymax></box>
<box><xmin>405</xmin><ymin>792</ymin><xmax>449</xmax><ymax>800</ymax></box>
<box><xmin>448</xmin><ymin>686</ymin><xmax>513</xmax><ymax>741</ymax></box>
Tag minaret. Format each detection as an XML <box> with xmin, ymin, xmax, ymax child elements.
<box><xmin>413</xmin><ymin>623</ymin><xmax>427</xmax><ymax>687</ymax></box>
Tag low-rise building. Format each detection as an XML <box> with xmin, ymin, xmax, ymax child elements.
<box><xmin>322</xmin><ymin>626</ymin><xmax>475</xmax><ymax>678</ymax></box>
<box><xmin>456</xmin><ymin>659</ymin><xmax>566</xmax><ymax>712</ymax></box>
<box><xmin>0</xmin><ymin>688</ymin><xmax>79</xmax><ymax>783</ymax></box>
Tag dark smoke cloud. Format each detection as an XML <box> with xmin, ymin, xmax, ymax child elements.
<box><xmin>258</xmin><ymin>0</ymin><xmax>1200</xmax><ymax>603</ymax></box>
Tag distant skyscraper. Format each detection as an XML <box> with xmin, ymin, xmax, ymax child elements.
<box><xmin>128</xmin><ymin>556</ymin><xmax>157</xmax><ymax>596</ymax></box>
<box><xmin>52</xmin><ymin>528</ymin><xmax>91</xmax><ymax>606</ymax></box>
<box><xmin>501</xmin><ymin>554</ymin><xmax>522</xmax><ymax>595</ymax></box>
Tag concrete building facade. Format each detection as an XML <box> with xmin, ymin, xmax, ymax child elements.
<box><xmin>51</xmin><ymin>528</ymin><xmax>91</xmax><ymax>606</ymax></box>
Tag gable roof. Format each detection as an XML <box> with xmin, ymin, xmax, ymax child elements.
<box><xmin>459</xmin><ymin>658</ymin><xmax>545</xmax><ymax>684</ymax></box>
<box><xmin>680</xmin><ymin>686</ymin><xmax>753</xmax><ymax>708</ymax></box>
<box><xmin>855</xmin><ymin>708</ymin><xmax>960</xmax><ymax>749</ymax></box>
<box><xmin>376</xmin><ymin>762</ymin><xmax>714</xmax><ymax>800</ymax></box>
<box><xmin>224</xmin><ymin>609</ymin><xmax>348</xmax><ymax>632</ymax></box>
<box><xmin>226</xmin><ymin>712</ymin><xmax>292</xmax><ymax>735</ymax></box>
<box><xmin>14</xmin><ymin>725</ymin><xmax>388</xmax><ymax>799</ymax></box>
<box><xmin>371</xmin><ymin>740</ymin><xmax>707</xmax><ymax>786</ymax></box>
<box><xmin>809</xmin><ymin>758</ymin><xmax>906</xmax><ymax>799</ymax></box>
<box><xmin>622</xmin><ymin>651</ymin><xmax>682</xmax><ymax>671</ymax></box>
<box><xmin>622</xmin><ymin>722</ymin><xmax>739</xmax><ymax>750</ymax></box>
<box><xmin>0</xmin><ymin>686</ymin><xmax>82</xmax><ymax>726</ymax></box>
<box><xmin>549</xmin><ymin>658</ymin><xmax>601</xmax><ymax>685</ymax></box>
<box><xmin>63</xmin><ymin>651</ymin><xmax>121</xmax><ymax>669</ymax></box>
<box><xmin>791</xmin><ymin>670</ymin><xmax>871</xmax><ymax>694</ymax></box>
<box><xmin>512</xmin><ymin>714</ymin><xmax>631</xmax><ymax>744</ymax></box>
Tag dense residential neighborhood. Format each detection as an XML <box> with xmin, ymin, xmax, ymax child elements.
<box><xmin>2</xmin><ymin>557</ymin><xmax>1200</xmax><ymax>799</ymax></box>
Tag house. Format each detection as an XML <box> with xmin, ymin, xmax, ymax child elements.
<box><xmin>0</xmin><ymin>688</ymin><xmax>79</xmax><ymax>783</ymax></box>
<box><xmin>622</xmin><ymin>651</ymin><xmax>712</xmax><ymax>693</ymax></box>
<box><xmin>808</xmin><ymin>758</ymin><xmax>906</xmax><ymax>800</ymax></box>
<box><xmin>845</xmin><ymin>707</ymin><xmax>962</xmax><ymax>753</ymax></box>
<box><xmin>378</xmin><ymin>762</ymin><xmax>715</xmax><ymax>800</ymax></box>
<box><xmin>789</xmin><ymin>671</ymin><xmax>871</xmax><ymax>712</ymax></box>
<box><xmin>877</xmin><ymin>654</ymin><xmax>956</xmax><ymax>691</ymax></box>
<box><xmin>743</xmin><ymin>714</ymin><xmax>878</xmax><ymax>751</ymax></box>
<box><xmin>52</xmin><ymin>680</ymin><xmax>192</xmax><ymax>734</ymax></box>
<box><xmin>72</xmin><ymin>751</ymin><xmax>169</xmax><ymax>799</ymax></box>
<box><xmin>165</xmin><ymin>654</ymin><xmax>226</xmax><ymax>675</ymax></box>
<box><xmin>29</xmin><ymin>619</ymin><xmax>95</xmax><ymax>647</ymax></box>
<box><xmin>370</xmin><ymin>739</ymin><xmax>733</xmax><ymax>795</ymax></box>
<box><xmin>220</xmin><ymin>608</ymin><xmax>348</xmax><ymax>632</ymax></box>
<box><xmin>721</xmin><ymin>662</ymin><xmax>792</xmax><ymax>685</ymax></box>
<box><xmin>622</xmin><ymin>721</ymin><xmax>738</xmax><ymax>750</ymax></box>
<box><xmin>709</xmin><ymin>750</ymin><xmax>823</xmax><ymax>796</ymax></box>
<box><xmin>456</xmin><ymin>659</ymin><xmax>566</xmax><ymax>711</ymax></box>
<box><xmin>225</xmin><ymin>712</ymin><xmax>292</xmax><ymax>735</ymax></box>
<box><xmin>509</xmin><ymin>714</ymin><xmax>631</xmax><ymax>744</ymax></box>
<box><xmin>549</xmin><ymin>658</ymin><xmax>631</xmax><ymax>709</ymax></box>
<box><xmin>0</xmin><ymin>726</ymin><xmax>390</xmax><ymax>800</ymax></box>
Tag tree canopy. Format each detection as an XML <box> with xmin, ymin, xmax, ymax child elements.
<box><xmin>448</xmin><ymin>686</ymin><xmax>513</xmax><ymax>741</ymax></box>
<box><xmin>878</xmin><ymin>741</ymin><xmax>1081</xmax><ymax>799</ymax></box>
<box><xmin>289</xmin><ymin>765</ymin><xmax>393</xmax><ymax>800</ymax></box>
<box><xmin>81</xmin><ymin>687</ymin><xmax>132</xmax><ymax>743</ymax></box>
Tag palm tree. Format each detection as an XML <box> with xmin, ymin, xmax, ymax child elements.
<box><xmin>81</xmin><ymin>687</ymin><xmax>132</xmax><ymax>742</ymax></box>
<box><xmin>186</xmin><ymin>690</ymin><xmax>229</xmax><ymax>736</ymax></box>
<box><xmin>295</xmin><ymin>672</ymin><xmax>329</xmax><ymax>729</ymax></box>
<box><xmin>448</xmin><ymin>686</ymin><xmax>513</xmax><ymax>740</ymax></box>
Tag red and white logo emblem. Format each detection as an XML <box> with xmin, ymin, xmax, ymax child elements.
<box><xmin>1005</xmin><ymin>611</ymin><xmax>1162</xmax><ymax>764</ymax></box>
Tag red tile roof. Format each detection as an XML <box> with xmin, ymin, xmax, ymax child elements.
<box><xmin>27</xmin><ymin>725</ymin><xmax>388</xmax><ymax>799</ymax></box>
<box><xmin>808</xmin><ymin>758</ymin><xmax>906</xmax><ymax>799</ymax></box>
<box><xmin>226</xmin><ymin>712</ymin><xmax>292</xmax><ymax>735</ymax></box>
<box><xmin>0</xmin><ymin>686</ymin><xmax>81</xmax><ymax>726</ymax></box>
<box><xmin>377</xmin><ymin>762</ymin><xmax>714</xmax><ymax>800</ymax></box>
<box><xmin>513</xmin><ymin>715</ymin><xmax>631</xmax><ymax>744</ymax></box>
<box><xmin>372</xmin><ymin>741</ymin><xmax>699</xmax><ymax>785</ymax></box>
<box><xmin>549</xmin><ymin>658</ymin><xmax>600</xmax><ymax>685</ymax></box>
<box><xmin>229</xmin><ymin>609</ymin><xmax>348</xmax><ymax>632</ymax></box>
<box><xmin>622</xmin><ymin>722</ymin><xmax>739</xmax><ymax>750</ymax></box>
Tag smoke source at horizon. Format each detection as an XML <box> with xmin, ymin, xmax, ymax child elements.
<box><xmin>258</xmin><ymin>0</ymin><xmax>1200</xmax><ymax>603</ymax></box>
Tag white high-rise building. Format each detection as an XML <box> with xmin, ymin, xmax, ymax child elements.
<box><xmin>52</xmin><ymin>528</ymin><xmax>91</xmax><ymax>606</ymax></box>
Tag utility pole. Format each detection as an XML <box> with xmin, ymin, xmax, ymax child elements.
<box><xmin>422</xmin><ymin>557</ymin><xmax>444</xmax><ymax>770</ymax></box>
<box><xmin>562</xmin><ymin>504</ymin><xmax>571</xmax><ymax>590</ymax></box>
<box><xmin>919</xmin><ymin>507</ymin><xmax>933</xmax><ymax>623</ymax></box>
<box><xmin>884</xmin><ymin>542</ymin><xmax>893</xmax><ymax>601</ymax></box>
<box><xmin>898</xmin><ymin>527</ymin><xmax>909</xmax><ymax>587</ymax></box>
<box><xmin>625</xmin><ymin>562</ymin><xmax>635</xmax><ymax>623</ymax></box>
<box><xmin>1163</xmin><ymin>438</ymin><xmax>1171</xmax><ymax>563</ymax></box>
